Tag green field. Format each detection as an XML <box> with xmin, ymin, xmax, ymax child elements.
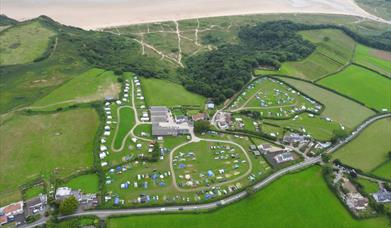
<box><xmin>354</xmin><ymin>44</ymin><xmax>391</xmax><ymax>77</ymax></box>
<box><xmin>318</xmin><ymin>65</ymin><xmax>391</xmax><ymax>111</ymax></box>
<box><xmin>356</xmin><ymin>178</ymin><xmax>380</xmax><ymax>194</ymax></box>
<box><xmin>66</xmin><ymin>174</ymin><xmax>100</xmax><ymax>193</ymax></box>
<box><xmin>371</xmin><ymin>161</ymin><xmax>391</xmax><ymax>180</ymax></box>
<box><xmin>24</xmin><ymin>185</ymin><xmax>44</xmax><ymax>200</ymax></box>
<box><xmin>107</xmin><ymin>166</ymin><xmax>389</xmax><ymax>228</ymax></box>
<box><xmin>141</xmin><ymin>78</ymin><xmax>206</xmax><ymax>106</ymax></box>
<box><xmin>32</xmin><ymin>69</ymin><xmax>120</xmax><ymax>111</ymax></box>
<box><xmin>333</xmin><ymin>117</ymin><xmax>391</xmax><ymax>172</ymax></box>
<box><xmin>0</xmin><ymin>108</ymin><xmax>99</xmax><ymax>205</ymax></box>
<box><xmin>0</xmin><ymin>21</ymin><xmax>56</xmax><ymax>65</ymax></box>
<box><xmin>255</xmin><ymin>29</ymin><xmax>355</xmax><ymax>81</ymax></box>
<box><xmin>278</xmin><ymin>77</ymin><xmax>375</xmax><ymax>129</ymax></box>
<box><xmin>112</xmin><ymin>107</ymin><xmax>135</xmax><ymax>150</ymax></box>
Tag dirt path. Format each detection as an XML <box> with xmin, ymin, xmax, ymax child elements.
<box><xmin>173</xmin><ymin>20</ymin><xmax>183</xmax><ymax>66</ymax></box>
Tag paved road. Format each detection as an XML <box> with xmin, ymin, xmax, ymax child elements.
<box><xmin>21</xmin><ymin>113</ymin><xmax>391</xmax><ymax>228</ymax></box>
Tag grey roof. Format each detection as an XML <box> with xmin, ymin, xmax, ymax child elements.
<box><xmin>152</xmin><ymin>116</ymin><xmax>168</xmax><ymax>123</ymax></box>
<box><xmin>150</xmin><ymin>106</ymin><xmax>168</xmax><ymax>112</ymax></box>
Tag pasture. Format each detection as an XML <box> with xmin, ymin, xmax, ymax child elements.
<box><xmin>333</xmin><ymin>117</ymin><xmax>391</xmax><ymax>172</ymax></box>
<box><xmin>24</xmin><ymin>185</ymin><xmax>44</xmax><ymax>200</ymax></box>
<box><xmin>356</xmin><ymin>178</ymin><xmax>379</xmax><ymax>194</ymax></box>
<box><xmin>0</xmin><ymin>108</ymin><xmax>99</xmax><ymax>205</ymax></box>
<box><xmin>107</xmin><ymin>166</ymin><xmax>389</xmax><ymax>228</ymax></box>
<box><xmin>32</xmin><ymin>69</ymin><xmax>120</xmax><ymax>111</ymax></box>
<box><xmin>66</xmin><ymin>174</ymin><xmax>100</xmax><ymax>193</ymax></box>
<box><xmin>255</xmin><ymin>29</ymin><xmax>355</xmax><ymax>81</ymax></box>
<box><xmin>318</xmin><ymin>65</ymin><xmax>391</xmax><ymax>111</ymax></box>
<box><xmin>0</xmin><ymin>21</ymin><xmax>56</xmax><ymax>65</ymax></box>
<box><xmin>354</xmin><ymin>44</ymin><xmax>391</xmax><ymax>77</ymax></box>
<box><xmin>279</xmin><ymin>77</ymin><xmax>375</xmax><ymax>129</ymax></box>
<box><xmin>141</xmin><ymin>78</ymin><xmax>206</xmax><ymax>107</ymax></box>
<box><xmin>371</xmin><ymin>161</ymin><xmax>391</xmax><ymax>180</ymax></box>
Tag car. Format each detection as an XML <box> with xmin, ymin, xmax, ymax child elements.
<box><xmin>160</xmin><ymin>208</ymin><xmax>166</xmax><ymax>212</ymax></box>
<box><xmin>178</xmin><ymin>207</ymin><xmax>184</xmax><ymax>211</ymax></box>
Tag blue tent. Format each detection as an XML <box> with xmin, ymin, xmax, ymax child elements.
<box><xmin>207</xmin><ymin>170</ymin><xmax>214</xmax><ymax>177</ymax></box>
<box><xmin>114</xmin><ymin>197</ymin><xmax>120</xmax><ymax>205</ymax></box>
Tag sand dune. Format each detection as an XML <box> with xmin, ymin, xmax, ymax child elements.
<box><xmin>1</xmin><ymin>0</ymin><xmax>387</xmax><ymax>29</ymax></box>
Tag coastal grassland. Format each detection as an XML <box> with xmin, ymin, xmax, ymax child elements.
<box><xmin>0</xmin><ymin>32</ymin><xmax>89</xmax><ymax>113</ymax></box>
<box><xmin>354</xmin><ymin>0</ymin><xmax>391</xmax><ymax>21</ymax></box>
<box><xmin>0</xmin><ymin>108</ymin><xmax>99</xmax><ymax>205</ymax></box>
<box><xmin>144</xmin><ymin>32</ymin><xmax>180</xmax><ymax>58</ymax></box>
<box><xmin>255</xmin><ymin>29</ymin><xmax>355</xmax><ymax>81</ymax></box>
<box><xmin>141</xmin><ymin>78</ymin><xmax>206</xmax><ymax>106</ymax></box>
<box><xmin>318</xmin><ymin>65</ymin><xmax>391</xmax><ymax>111</ymax></box>
<box><xmin>371</xmin><ymin>161</ymin><xmax>391</xmax><ymax>180</ymax></box>
<box><xmin>107</xmin><ymin>166</ymin><xmax>389</xmax><ymax>228</ymax></box>
<box><xmin>278</xmin><ymin>77</ymin><xmax>375</xmax><ymax>129</ymax></box>
<box><xmin>266</xmin><ymin>114</ymin><xmax>342</xmax><ymax>142</ymax></box>
<box><xmin>113</xmin><ymin>107</ymin><xmax>135</xmax><ymax>150</ymax></box>
<box><xmin>333</xmin><ymin>117</ymin><xmax>391</xmax><ymax>172</ymax></box>
<box><xmin>66</xmin><ymin>174</ymin><xmax>100</xmax><ymax>193</ymax></box>
<box><xmin>353</xmin><ymin>44</ymin><xmax>391</xmax><ymax>77</ymax></box>
<box><xmin>31</xmin><ymin>69</ymin><xmax>120</xmax><ymax>111</ymax></box>
<box><xmin>0</xmin><ymin>21</ymin><xmax>56</xmax><ymax>65</ymax></box>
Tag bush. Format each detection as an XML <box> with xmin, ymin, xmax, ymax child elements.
<box><xmin>194</xmin><ymin>120</ymin><xmax>211</xmax><ymax>133</ymax></box>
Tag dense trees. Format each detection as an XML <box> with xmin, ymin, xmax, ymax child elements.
<box><xmin>183</xmin><ymin>21</ymin><xmax>316</xmax><ymax>104</ymax></box>
<box><xmin>194</xmin><ymin>120</ymin><xmax>211</xmax><ymax>133</ymax></box>
<box><xmin>59</xmin><ymin>196</ymin><xmax>79</xmax><ymax>215</ymax></box>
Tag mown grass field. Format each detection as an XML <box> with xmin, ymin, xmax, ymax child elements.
<box><xmin>66</xmin><ymin>174</ymin><xmax>100</xmax><ymax>193</ymax></box>
<box><xmin>0</xmin><ymin>108</ymin><xmax>99</xmax><ymax>206</ymax></box>
<box><xmin>31</xmin><ymin>69</ymin><xmax>120</xmax><ymax>111</ymax></box>
<box><xmin>354</xmin><ymin>44</ymin><xmax>391</xmax><ymax>77</ymax></box>
<box><xmin>141</xmin><ymin>78</ymin><xmax>206</xmax><ymax>106</ymax></box>
<box><xmin>107</xmin><ymin>166</ymin><xmax>389</xmax><ymax>228</ymax></box>
<box><xmin>24</xmin><ymin>185</ymin><xmax>44</xmax><ymax>200</ymax></box>
<box><xmin>255</xmin><ymin>29</ymin><xmax>355</xmax><ymax>81</ymax></box>
<box><xmin>112</xmin><ymin>107</ymin><xmax>135</xmax><ymax>150</ymax></box>
<box><xmin>318</xmin><ymin>65</ymin><xmax>391</xmax><ymax>111</ymax></box>
<box><xmin>333</xmin><ymin>117</ymin><xmax>391</xmax><ymax>172</ymax></box>
<box><xmin>278</xmin><ymin>77</ymin><xmax>375</xmax><ymax>129</ymax></box>
<box><xmin>0</xmin><ymin>21</ymin><xmax>56</xmax><ymax>65</ymax></box>
<box><xmin>371</xmin><ymin>161</ymin><xmax>391</xmax><ymax>180</ymax></box>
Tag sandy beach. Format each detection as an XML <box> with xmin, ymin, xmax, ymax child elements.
<box><xmin>0</xmin><ymin>0</ymin><xmax>386</xmax><ymax>29</ymax></box>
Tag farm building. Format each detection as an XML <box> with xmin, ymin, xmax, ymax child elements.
<box><xmin>150</xmin><ymin>106</ymin><xmax>190</xmax><ymax>136</ymax></box>
<box><xmin>274</xmin><ymin>152</ymin><xmax>294</xmax><ymax>163</ymax></box>
<box><xmin>372</xmin><ymin>189</ymin><xmax>391</xmax><ymax>203</ymax></box>
<box><xmin>25</xmin><ymin>194</ymin><xmax>47</xmax><ymax>217</ymax></box>
<box><xmin>282</xmin><ymin>133</ymin><xmax>307</xmax><ymax>144</ymax></box>
<box><xmin>192</xmin><ymin>113</ymin><xmax>207</xmax><ymax>121</ymax></box>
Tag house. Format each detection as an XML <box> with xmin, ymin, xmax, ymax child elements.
<box><xmin>0</xmin><ymin>215</ymin><xmax>7</xmax><ymax>225</ymax></box>
<box><xmin>274</xmin><ymin>152</ymin><xmax>294</xmax><ymax>163</ymax></box>
<box><xmin>372</xmin><ymin>189</ymin><xmax>391</xmax><ymax>203</ymax></box>
<box><xmin>25</xmin><ymin>194</ymin><xmax>47</xmax><ymax>217</ymax></box>
<box><xmin>55</xmin><ymin>187</ymin><xmax>72</xmax><ymax>200</ymax></box>
<box><xmin>192</xmin><ymin>113</ymin><xmax>207</xmax><ymax>122</ymax></box>
<box><xmin>258</xmin><ymin>144</ymin><xmax>285</xmax><ymax>154</ymax></box>
<box><xmin>252</xmin><ymin>150</ymin><xmax>261</xmax><ymax>156</ymax></box>
<box><xmin>207</xmin><ymin>101</ymin><xmax>215</xmax><ymax>109</ymax></box>
<box><xmin>175</xmin><ymin>115</ymin><xmax>188</xmax><ymax>124</ymax></box>
<box><xmin>283</xmin><ymin>133</ymin><xmax>306</xmax><ymax>144</ymax></box>
<box><xmin>0</xmin><ymin>201</ymin><xmax>23</xmax><ymax>217</ymax></box>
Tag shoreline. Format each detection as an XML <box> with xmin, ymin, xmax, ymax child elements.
<box><xmin>2</xmin><ymin>0</ymin><xmax>389</xmax><ymax>30</ymax></box>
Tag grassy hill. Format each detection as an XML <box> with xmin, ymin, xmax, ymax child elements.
<box><xmin>333</xmin><ymin>117</ymin><xmax>391</xmax><ymax>172</ymax></box>
<box><xmin>0</xmin><ymin>21</ymin><xmax>56</xmax><ymax>65</ymax></box>
<box><xmin>354</xmin><ymin>0</ymin><xmax>391</xmax><ymax>21</ymax></box>
<box><xmin>31</xmin><ymin>68</ymin><xmax>120</xmax><ymax>111</ymax></box>
<box><xmin>318</xmin><ymin>65</ymin><xmax>391</xmax><ymax>111</ymax></box>
<box><xmin>255</xmin><ymin>29</ymin><xmax>355</xmax><ymax>81</ymax></box>
<box><xmin>107</xmin><ymin>166</ymin><xmax>389</xmax><ymax>228</ymax></box>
